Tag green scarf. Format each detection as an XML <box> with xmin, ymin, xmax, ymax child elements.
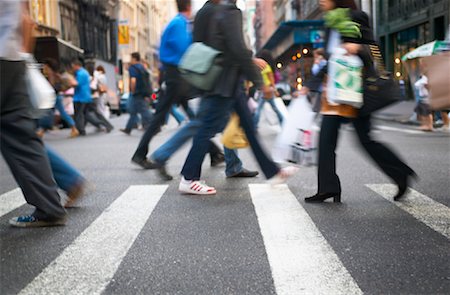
<box><xmin>324</xmin><ymin>8</ymin><xmax>361</xmax><ymax>38</ymax></box>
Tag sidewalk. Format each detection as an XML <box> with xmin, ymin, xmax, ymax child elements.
<box><xmin>372</xmin><ymin>100</ymin><xmax>417</xmax><ymax>124</ymax></box>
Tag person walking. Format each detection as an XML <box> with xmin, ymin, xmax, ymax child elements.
<box><xmin>301</xmin><ymin>0</ymin><xmax>416</xmax><ymax>203</ymax></box>
<box><xmin>70</xmin><ymin>58</ymin><xmax>113</xmax><ymax>135</ymax></box>
<box><xmin>130</xmin><ymin>0</ymin><xmax>225</xmax><ymax>167</ymax></box>
<box><xmin>95</xmin><ymin>65</ymin><xmax>110</xmax><ymax>118</ymax></box>
<box><xmin>252</xmin><ymin>49</ymin><xmax>284</xmax><ymax>127</ymax></box>
<box><xmin>1</xmin><ymin>0</ymin><xmax>67</xmax><ymax>227</ymax></box>
<box><xmin>178</xmin><ymin>0</ymin><xmax>297</xmax><ymax>195</ymax></box>
<box><xmin>37</xmin><ymin>58</ymin><xmax>80</xmax><ymax>138</ymax></box>
<box><xmin>120</xmin><ymin>52</ymin><xmax>153</xmax><ymax>135</ymax></box>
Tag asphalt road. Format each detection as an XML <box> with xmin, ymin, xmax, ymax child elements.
<box><xmin>1</xmin><ymin>112</ymin><xmax>449</xmax><ymax>295</ymax></box>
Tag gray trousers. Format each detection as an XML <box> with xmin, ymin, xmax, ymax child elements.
<box><xmin>0</xmin><ymin>60</ymin><xmax>66</xmax><ymax>220</ymax></box>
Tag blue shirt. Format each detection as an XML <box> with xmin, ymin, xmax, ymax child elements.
<box><xmin>159</xmin><ymin>14</ymin><xmax>192</xmax><ymax>66</ymax></box>
<box><xmin>73</xmin><ymin>68</ymin><xmax>92</xmax><ymax>103</ymax></box>
<box><xmin>128</xmin><ymin>63</ymin><xmax>146</xmax><ymax>95</ymax></box>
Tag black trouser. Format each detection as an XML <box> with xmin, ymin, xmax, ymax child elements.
<box><xmin>74</xmin><ymin>102</ymin><xmax>112</xmax><ymax>134</ymax></box>
<box><xmin>318</xmin><ymin>115</ymin><xmax>414</xmax><ymax>194</ymax></box>
<box><xmin>0</xmin><ymin>60</ymin><xmax>66</xmax><ymax>220</ymax></box>
<box><xmin>132</xmin><ymin>64</ymin><xmax>221</xmax><ymax>161</ymax></box>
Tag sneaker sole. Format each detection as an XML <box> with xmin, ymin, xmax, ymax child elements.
<box><xmin>9</xmin><ymin>218</ymin><xmax>67</xmax><ymax>228</ymax></box>
<box><xmin>178</xmin><ymin>188</ymin><xmax>217</xmax><ymax>195</ymax></box>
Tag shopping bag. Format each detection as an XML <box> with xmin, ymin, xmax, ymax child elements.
<box><xmin>272</xmin><ymin>95</ymin><xmax>316</xmax><ymax>165</ymax></box>
<box><xmin>327</xmin><ymin>47</ymin><xmax>364</xmax><ymax>108</ymax></box>
<box><xmin>263</xmin><ymin>97</ymin><xmax>288</xmax><ymax>125</ymax></box>
<box><xmin>22</xmin><ymin>53</ymin><xmax>56</xmax><ymax>111</ymax></box>
<box><xmin>222</xmin><ymin>113</ymin><xmax>249</xmax><ymax>149</ymax></box>
<box><xmin>422</xmin><ymin>52</ymin><xmax>450</xmax><ymax>110</ymax></box>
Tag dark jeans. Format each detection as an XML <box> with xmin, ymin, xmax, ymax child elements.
<box><xmin>74</xmin><ymin>102</ymin><xmax>112</xmax><ymax>134</ymax></box>
<box><xmin>132</xmin><ymin>64</ymin><xmax>221</xmax><ymax>161</ymax></box>
<box><xmin>181</xmin><ymin>79</ymin><xmax>280</xmax><ymax>180</ymax></box>
<box><xmin>0</xmin><ymin>60</ymin><xmax>66</xmax><ymax>220</ymax></box>
<box><xmin>318</xmin><ymin>115</ymin><xmax>414</xmax><ymax>194</ymax></box>
<box><xmin>125</xmin><ymin>95</ymin><xmax>152</xmax><ymax>131</ymax></box>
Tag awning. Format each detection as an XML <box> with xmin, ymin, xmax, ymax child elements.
<box><xmin>261</xmin><ymin>20</ymin><xmax>325</xmax><ymax>59</ymax></box>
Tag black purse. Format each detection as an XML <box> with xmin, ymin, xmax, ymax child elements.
<box><xmin>358</xmin><ymin>45</ymin><xmax>402</xmax><ymax>117</ymax></box>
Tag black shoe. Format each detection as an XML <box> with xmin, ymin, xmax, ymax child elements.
<box><xmin>131</xmin><ymin>157</ymin><xmax>159</xmax><ymax>169</ymax></box>
<box><xmin>157</xmin><ymin>165</ymin><xmax>173</xmax><ymax>181</ymax></box>
<box><xmin>211</xmin><ymin>153</ymin><xmax>225</xmax><ymax>167</ymax></box>
<box><xmin>120</xmin><ymin>128</ymin><xmax>131</xmax><ymax>135</ymax></box>
<box><xmin>227</xmin><ymin>168</ymin><xmax>259</xmax><ymax>178</ymax></box>
<box><xmin>106</xmin><ymin>126</ymin><xmax>114</xmax><ymax>133</ymax></box>
<box><xmin>393</xmin><ymin>170</ymin><xmax>417</xmax><ymax>201</ymax></box>
<box><xmin>305</xmin><ymin>192</ymin><xmax>341</xmax><ymax>203</ymax></box>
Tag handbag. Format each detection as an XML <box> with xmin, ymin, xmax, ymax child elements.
<box><xmin>178</xmin><ymin>42</ymin><xmax>223</xmax><ymax>91</ymax></box>
<box><xmin>222</xmin><ymin>113</ymin><xmax>249</xmax><ymax>149</ymax></box>
<box><xmin>358</xmin><ymin>45</ymin><xmax>402</xmax><ymax>117</ymax></box>
<box><xmin>23</xmin><ymin>53</ymin><xmax>57</xmax><ymax>110</ymax></box>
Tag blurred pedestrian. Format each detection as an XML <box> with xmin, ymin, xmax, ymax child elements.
<box><xmin>301</xmin><ymin>0</ymin><xmax>416</xmax><ymax>203</ymax></box>
<box><xmin>95</xmin><ymin>65</ymin><xmax>110</xmax><ymax>118</ymax></box>
<box><xmin>120</xmin><ymin>52</ymin><xmax>153</xmax><ymax>135</ymax></box>
<box><xmin>253</xmin><ymin>49</ymin><xmax>284</xmax><ymax>128</ymax></box>
<box><xmin>414</xmin><ymin>72</ymin><xmax>433</xmax><ymax>131</ymax></box>
<box><xmin>178</xmin><ymin>0</ymin><xmax>297</xmax><ymax>195</ymax></box>
<box><xmin>131</xmin><ymin>0</ymin><xmax>225</xmax><ymax>168</ymax></box>
<box><xmin>1</xmin><ymin>0</ymin><xmax>67</xmax><ymax>227</ymax></box>
<box><xmin>310</xmin><ymin>48</ymin><xmax>327</xmax><ymax>113</ymax></box>
<box><xmin>70</xmin><ymin>58</ymin><xmax>113</xmax><ymax>135</ymax></box>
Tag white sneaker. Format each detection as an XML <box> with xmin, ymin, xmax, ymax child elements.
<box><xmin>179</xmin><ymin>178</ymin><xmax>216</xmax><ymax>195</ymax></box>
<box><xmin>267</xmin><ymin>166</ymin><xmax>299</xmax><ymax>185</ymax></box>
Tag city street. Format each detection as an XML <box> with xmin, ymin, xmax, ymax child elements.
<box><xmin>1</xmin><ymin>114</ymin><xmax>449</xmax><ymax>295</ymax></box>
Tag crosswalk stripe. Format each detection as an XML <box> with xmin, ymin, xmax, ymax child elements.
<box><xmin>249</xmin><ymin>184</ymin><xmax>362</xmax><ymax>295</ymax></box>
<box><xmin>19</xmin><ymin>185</ymin><xmax>168</xmax><ymax>295</ymax></box>
<box><xmin>375</xmin><ymin>125</ymin><xmax>423</xmax><ymax>135</ymax></box>
<box><xmin>366</xmin><ymin>184</ymin><xmax>450</xmax><ymax>239</ymax></box>
<box><xmin>0</xmin><ymin>188</ymin><xmax>26</xmax><ymax>218</ymax></box>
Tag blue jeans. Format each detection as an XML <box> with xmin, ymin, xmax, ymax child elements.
<box><xmin>55</xmin><ymin>95</ymin><xmax>75</xmax><ymax>127</ymax></box>
<box><xmin>165</xmin><ymin>104</ymin><xmax>185</xmax><ymax>124</ymax></box>
<box><xmin>151</xmin><ymin>98</ymin><xmax>242</xmax><ymax>176</ymax></box>
<box><xmin>125</xmin><ymin>95</ymin><xmax>152</xmax><ymax>131</ymax></box>
<box><xmin>46</xmin><ymin>146</ymin><xmax>83</xmax><ymax>193</ymax></box>
<box><xmin>253</xmin><ymin>97</ymin><xmax>284</xmax><ymax>126</ymax></box>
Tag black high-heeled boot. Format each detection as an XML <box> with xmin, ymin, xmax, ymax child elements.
<box><xmin>305</xmin><ymin>192</ymin><xmax>341</xmax><ymax>203</ymax></box>
<box><xmin>394</xmin><ymin>170</ymin><xmax>418</xmax><ymax>201</ymax></box>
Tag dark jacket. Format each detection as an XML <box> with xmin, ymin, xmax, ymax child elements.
<box><xmin>306</xmin><ymin>10</ymin><xmax>376</xmax><ymax>92</ymax></box>
<box><xmin>193</xmin><ymin>1</ymin><xmax>262</xmax><ymax>97</ymax></box>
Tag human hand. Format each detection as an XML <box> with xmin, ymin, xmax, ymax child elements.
<box><xmin>253</xmin><ymin>58</ymin><xmax>268</xmax><ymax>71</ymax></box>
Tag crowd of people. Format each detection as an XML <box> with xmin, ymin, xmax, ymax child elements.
<box><xmin>3</xmin><ymin>0</ymin><xmax>449</xmax><ymax>228</ymax></box>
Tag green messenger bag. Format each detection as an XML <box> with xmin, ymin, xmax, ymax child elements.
<box><xmin>178</xmin><ymin>42</ymin><xmax>223</xmax><ymax>91</ymax></box>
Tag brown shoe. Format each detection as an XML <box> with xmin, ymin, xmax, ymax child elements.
<box><xmin>64</xmin><ymin>180</ymin><xmax>86</xmax><ymax>208</ymax></box>
<box><xmin>70</xmin><ymin>127</ymin><xmax>80</xmax><ymax>138</ymax></box>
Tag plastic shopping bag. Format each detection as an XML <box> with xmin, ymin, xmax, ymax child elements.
<box><xmin>222</xmin><ymin>113</ymin><xmax>249</xmax><ymax>149</ymax></box>
<box><xmin>327</xmin><ymin>47</ymin><xmax>363</xmax><ymax>108</ymax></box>
<box><xmin>272</xmin><ymin>95</ymin><xmax>317</xmax><ymax>165</ymax></box>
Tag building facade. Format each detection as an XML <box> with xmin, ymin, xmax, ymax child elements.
<box><xmin>254</xmin><ymin>0</ymin><xmax>277</xmax><ymax>51</ymax></box>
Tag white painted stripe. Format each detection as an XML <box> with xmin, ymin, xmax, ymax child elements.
<box><xmin>0</xmin><ymin>188</ymin><xmax>26</xmax><ymax>217</ymax></box>
<box><xmin>19</xmin><ymin>185</ymin><xmax>168</xmax><ymax>295</ymax></box>
<box><xmin>249</xmin><ymin>184</ymin><xmax>362</xmax><ymax>295</ymax></box>
<box><xmin>366</xmin><ymin>184</ymin><xmax>450</xmax><ymax>239</ymax></box>
<box><xmin>375</xmin><ymin>125</ymin><xmax>423</xmax><ymax>135</ymax></box>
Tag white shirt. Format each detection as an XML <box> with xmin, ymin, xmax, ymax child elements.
<box><xmin>415</xmin><ymin>75</ymin><xmax>429</xmax><ymax>101</ymax></box>
<box><xmin>0</xmin><ymin>1</ymin><xmax>23</xmax><ymax>60</ymax></box>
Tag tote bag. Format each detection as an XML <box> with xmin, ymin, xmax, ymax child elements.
<box><xmin>222</xmin><ymin>113</ymin><xmax>249</xmax><ymax>149</ymax></box>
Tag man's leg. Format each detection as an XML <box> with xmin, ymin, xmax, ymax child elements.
<box><xmin>135</xmin><ymin>97</ymin><xmax>153</xmax><ymax>129</ymax></box>
<box><xmin>132</xmin><ymin>66</ymin><xmax>182</xmax><ymax>164</ymax></box>
<box><xmin>74</xmin><ymin>102</ymin><xmax>86</xmax><ymax>135</ymax></box>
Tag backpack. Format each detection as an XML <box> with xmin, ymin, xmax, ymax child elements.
<box><xmin>133</xmin><ymin>65</ymin><xmax>152</xmax><ymax>97</ymax></box>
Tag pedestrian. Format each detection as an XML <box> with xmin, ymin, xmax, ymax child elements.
<box><xmin>1</xmin><ymin>0</ymin><xmax>67</xmax><ymax>227</ymax></box>
<box><xmin>310</xmin><ymin>48</ymin><xmax>327</xmax><ymax>113</ymax></box>
<box><xmin>120</xmin><ymin>52</ymin><xmax>153</xmax><ymax>135</ymax></box>
<box><xmin>178</xmin><ymin>0</ymin><xmax>297</xmax><ymax>195</ymax></box>
<box><xmin>70</xmin><ymin>58</ymin><xmax>113</xmax><ymax>135</ymax></box>
<box><xmin>414</xmin><ymin>71</ymin><xmax>433</xmax><ymax>132</ymax></box>
<box><xmin>95</xmin><ymin>65</ymin><xmax>111</xmax><ymax>119</ymax></box>
<box><xmin>130</xmin><ymin>0</ymin><xmax>225</xmax><ymax>168</ymax></box>
<box><xmin>301</xmin><ymin>0</ymin><xmax>416</xmax><ymax>203</ymax></box>
<box><xmin>36</xmin><ymin>58</ymin><xmax>80</xmax><ymax>138</ymax></box>
<box><xmin>253</xmin><ymin>49</ymin><xmax>284</xmax><ymax>127</ymax></box>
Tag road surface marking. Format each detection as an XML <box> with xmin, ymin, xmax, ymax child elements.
<box><xmin>19</xmin><ymin>185</ymin><xmax>168</xmax><ymax>295</ymax></box>
<box><xmin>249</xmin><ymin>184</ymin><xmax>362</xmax><ymax>295</ymax></box>
<box><xmin>375</xmin><ymin>125</ymin><xmax>423</xmax><ymax>135</ymax></box>
<box><xmin>0</xmin><ymin>188</ymin><xmax>26</xmax><ymax>218</ymax></box>
<box><xmin>367</xmin><ymin>184</ymin><xmax>450</xmax><ymax>239</ymax></box>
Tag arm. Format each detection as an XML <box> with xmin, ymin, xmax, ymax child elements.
<box><xmin>163</xmin><ymin>19</ymin><xmax>191</xmax><ymax>58</ymax></box>
<box><xmin>21</xmin><ymin>2</ymin><xmax>35</xmax><ymax>53</ymax></box>
<box><xmin>130</xmin><ymin>77</ymin><xmax>137</xmax><ymax>93</ymax></box>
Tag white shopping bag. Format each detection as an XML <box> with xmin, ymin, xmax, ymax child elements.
<box><xmin>327</xmin><ymin>47</ymin><xmax>364</xmax><ymax>108</ymax></box>
<box><xmin>263</xmin><ymin>97</ymin><xmax>288</xmax><ymax>125</ymax></box>
<box><xmin>272</xmin><ymin>95</ymin><xmax>317</xmax><ymax>165</ymax></box>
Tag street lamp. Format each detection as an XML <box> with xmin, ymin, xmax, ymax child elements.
<box><xmin>277</xmin><ymin>62</ymin><xmax>282</xmax><ymax>69</ymax></box>
<box><xmin>396</xmin><ymin>72</ymin><xmax>402</xmax><ymax>77</ymax></box>
<box><xmin>395</xmin><ymin>58</ymin><xmax>401</xmax><ymax>64</ymax></box>
<box><xmin>302</xmin><ymin>48</ymin><xmax>309</xmax><ymax>55</ymax></box>
<box><xmin>296</xmin><ymin>53</ymin><xmax>301</xmax><ymax>58</ymax></box>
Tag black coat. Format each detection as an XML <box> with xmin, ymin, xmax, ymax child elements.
<box><xmin>306</xmin><ymin>10</ymin><xmax>376</xmax><ymax>92</ymax></box>
<box><xmin>193</xmin><ymin>1</ymin><xmax>262</xmax><ymax>97</ymax></box>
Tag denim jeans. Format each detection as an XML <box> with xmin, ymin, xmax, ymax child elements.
<box><xmin>165</xmin><ymin>104</ymin><xmax>185</xmax><ymax>124</ymax></box>
<box><xmin>46</xmin><ymin>146</ymin><xmax>83</xmax><ymax>193</ymax></box>
<box><xmin>125</xmin><ymin>95</ymin><xmax>152</xmax><ymax>131</ymax></box>
<box><xmin>181</xmin><ymin>95</ymin><xmax>235</xmax><ymax>180</ymax></box>
<box><xmin>253</xmin><ymin>97</ymin><xmax>284</xmax><ymax>126</ymax></box>
<box><xmin>151</xmin><ymin>97</ymin><xmax>242</xmax><ymax>175</ymax></box>
<box><xmin>55</xmin><ymin>95</ymin><xmax>75</xmax><ymax>127</ymax></box>
<box><xmin>38</xmin><ymin>109</ymin><xmax>54</xmax><ymax>130</ymax></box>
